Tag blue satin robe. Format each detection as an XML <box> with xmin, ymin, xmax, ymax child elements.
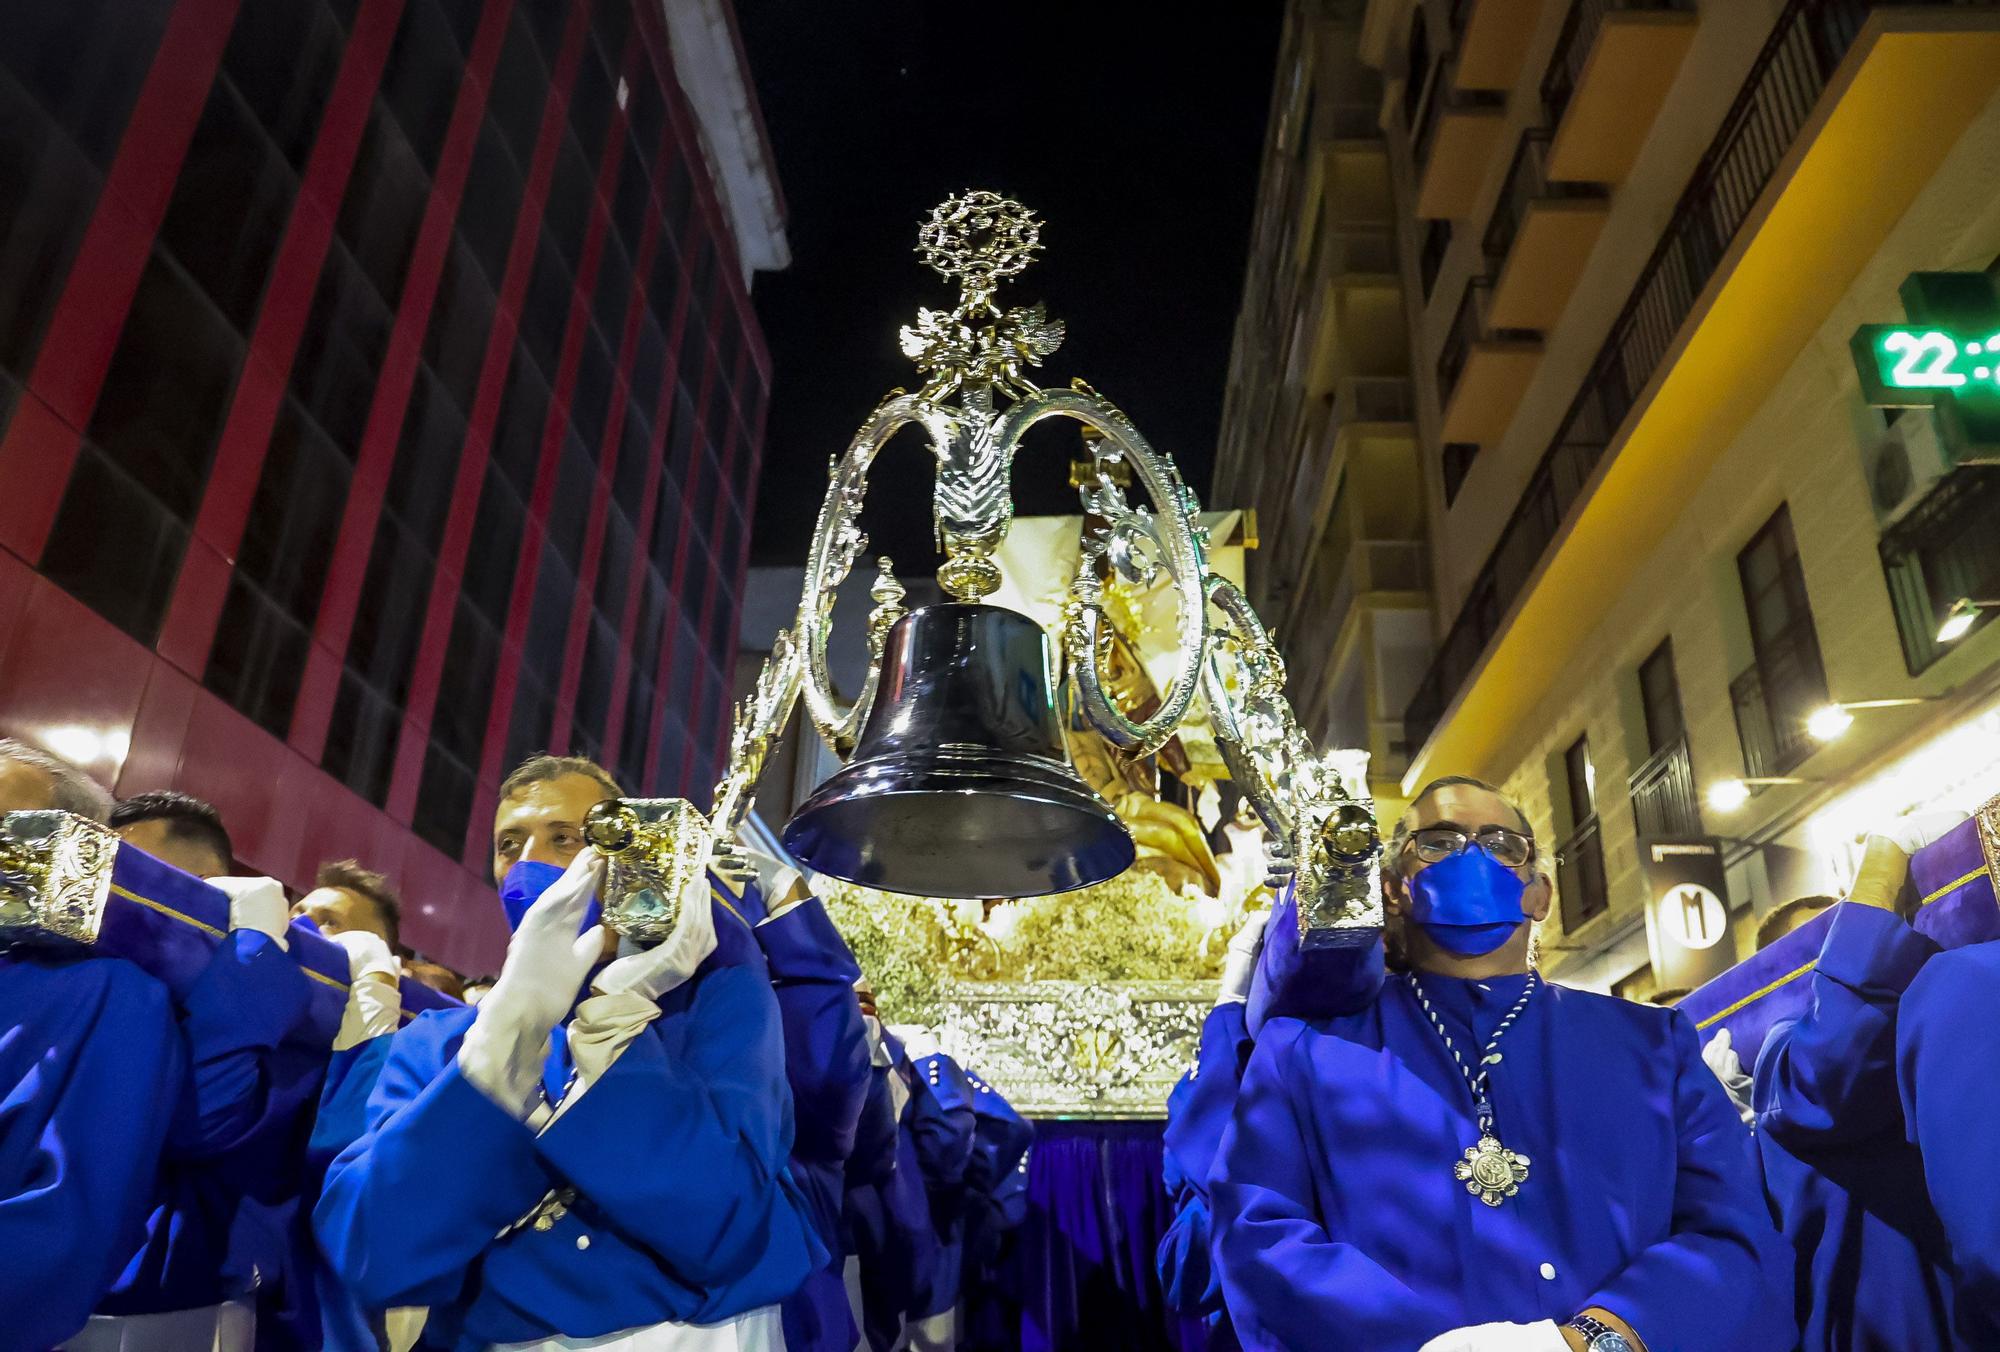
<box><xmin>309</xmin><ymin>1033</ymin><xmax>400</xmax><ymax>1352</ymax></box>
<box><xmin>314</xmin><ymin>955</ymin><xmax>822</xmax><ymax>1349</ymax></box>
<box><xmin>1899</xmin><ymin>937</ymin><xmax>2000</xmax><ymax>1346</ymax></box>
<box><xmin>1212</xmin><ymin>972</ymin><xmax>1796</xmax><ymax>1352</ymax></box>
<box><xmin>0</xmin><ymin>954</ymin><xmax>189</xmax><ymax>1350</ymax></box>
<box><xmin>100</xmin><ymin>929</ymin><xmax>319</xmax><ymax>1319</ymax></box>
<box><xmin>1752</xmin><ymin>902</ymin><xmax>1961</xmax><ymax>1349</ymax></box>
<box><xmin>846</xmin><ymin>1038</ymin><xmax>945</xmax><ymax>1351</ymax></box>
<box><xmin>1157</xmin><ymin>1001</ymin><xmax>1252</xmax><ymax>1334</ymax></box>
<box><xmin>756</xmin><ymin>893</ymin><xmax>871</xmax><ymax>1352</ymax></box>
<box><xmin>962</xmin><ymin>1075</ymin><xmax>1032</xmax><ymax>1268</ymax></box>
<box><xmin>841</xmin><ymin>1050</ymin><xmax>905</xmax><ymax>1352</ymax></box>
<box><xmin>959</xmin><ymin>1077</ymin><xmax>1032</xmax><ymax>1349</ymax></box>
<box><xmin>910</xmin><ymin>1051</ymin><xmax>978</xmax><ymax>1319</ymax></box>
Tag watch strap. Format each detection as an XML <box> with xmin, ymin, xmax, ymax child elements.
<box><xmin>1564</xmin><ymin>1315</ymin><xmax>1625</xmax><ymax>1351</ymax></box>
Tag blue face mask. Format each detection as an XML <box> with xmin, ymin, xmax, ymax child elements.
<box><xmin>1406</xmin><ymin>846</ymin><xmax>1530</xmax><ymax>956</ymax></box>
<box><xmin>498</xmin><ymin>859</ymin><xmax>601</xmax><ymax>934</ymax></box>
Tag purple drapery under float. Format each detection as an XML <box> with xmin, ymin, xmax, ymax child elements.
<box><xmin>964</xmin><ymin>1120</ymin><xmax>1211</xmax><ymax>1352</ymax></box>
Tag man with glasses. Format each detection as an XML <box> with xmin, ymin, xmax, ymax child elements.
<box><xmin>1210</xmin><ymin>775</ymin><xmax>1794</xmax><ymax>1352</ymax></box>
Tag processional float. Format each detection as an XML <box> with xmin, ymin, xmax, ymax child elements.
<box><xmin>588</xmin><ymin>191</ymin><xmax>1384</xmax><ymax>952</ymax></box>
<box><xmin>0</xmin><ymin>194</ymin><xmax>1384</xmax><ymax>1027</ymax></box>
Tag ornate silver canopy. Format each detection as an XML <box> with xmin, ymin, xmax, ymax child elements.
<box><xmin>769</xmin><ymin>191</ymin><xmax>1384</xmax><ymax>934</ymax></box>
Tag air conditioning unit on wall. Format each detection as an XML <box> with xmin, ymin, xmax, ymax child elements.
<box><xmin>1862</xmin><ymin>409</ymin><xmax>1954</xmax><ymax>529</ymax></box>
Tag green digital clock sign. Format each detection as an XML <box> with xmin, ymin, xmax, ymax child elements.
<box><xmin>1853</xmin><ymin>326</ymin><xmax>2000</xmax><ymax>404</ymax></box>
<box><xmin>1851</xmin><ymin>272</ymin><xmax>2000</xmax><ymax>448</ymax></box>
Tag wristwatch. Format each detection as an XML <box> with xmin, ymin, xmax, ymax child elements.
<box><xmin>1565</xmin><ymin>1315</ymin><xmax>1634</xmax><ymax>1352</ymax></box>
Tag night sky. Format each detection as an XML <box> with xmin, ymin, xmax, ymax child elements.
<box><xmin>735</xmin><ymin>1</ymin><xmax>1284</xmax><ymax>569</ymax></box>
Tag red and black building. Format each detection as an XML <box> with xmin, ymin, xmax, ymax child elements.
<box><xmin>0</xmin><ymin>0</ymin><xmax>781</xmax><ymax>972</ymax></box>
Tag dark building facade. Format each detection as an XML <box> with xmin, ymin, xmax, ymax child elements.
<box><xmin>0</xmin><ymin>0</ymin><xmax>782</xmax><ymax>972</ymax></box>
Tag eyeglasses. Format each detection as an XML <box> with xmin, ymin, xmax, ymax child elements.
<box><xmin>1404</xmin><ymin>824</ymin><xmax>1536</xmax><ymax>869</ymax></box>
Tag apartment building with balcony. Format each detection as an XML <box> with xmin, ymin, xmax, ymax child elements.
<box><xmin>1214</xmin><ymin>0</ymin><xmax>1433</xmax><ymax>818</ymax></box>
<box><xmin>1355</xmin><ymin>0</ymin><xmax>2000</xmax><ymax>992</ymax></box>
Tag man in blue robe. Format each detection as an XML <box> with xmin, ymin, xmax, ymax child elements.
<box><xmin>1158</xmin><ymin>913</ymin><xmax>1263</xmax><ymax>1345</ymax></box>
<box><xmin>317</xmin><ymin>755</ymin><xmax>821</xmax><ymax>1349</ymax></box>
<box><xmin>107</xmin><ymin>794</ymin><xmax>347</xmax><ymax>1352</ymax></box>
<box><xmin>840</xmin><ymin>1003</ymin><xmax>904</xmax><ymax>1345</ymax></box>
<box><xmin>0</xmin><ymin>757</ymin><xmax>322</xmax><ymax>1350</ymax></box>
<box><xmin>298</xmin><ymin>898</ymin><xmax>410</xmax><ymax>1352</ymax></box>
<box><xmin>0</xmin><ymin>740</ymin><xmax>186</xmax><ymax>1350</ymax></box>
<box><xmin>903</xmin><ymin>1038</ymin><xmax>978</xmax><ymax>1352</ymax></box>
<box><xmin>0</xmin><ymin>950</ymin><xmax>189</xmax><ymax>1351</ymax></box>
<box><xmin>734</xmin><ymin>860</ymin><xmax>872</xmax><ymax>1352</ymax></box>
<box><xmin>957</xmin><ymin>1072</ymin><xmax>1032</xmax><ymax>1352</ymax></box>
<box><xmin>1746</xmin><ymin>822</ymin><xmax>1967</xmax><ymax>1351</ymax></box>
<box><xmin>83</xmin><ymin>848</ymin><xmax>321</xmax><ymax>1349</ymax></box>
<box><xmin>1899</xmin><ymin>933</ymin><xmax>2000</xmax><ymax>1345</ymax></box>
<box><xmin>1212</xmin><ymin>775</ymin><xmax>1795</xmax><ymax>1352</ymax></box>
<box><xmin>488</xmin><ymin>754</ymin><xmax>869</xmax><ymax>1348</ymax></box>
<box><xmin>845</xmin><ymin>1024</ymin><xmax>945</xmax><ymax>1352</ymax></box>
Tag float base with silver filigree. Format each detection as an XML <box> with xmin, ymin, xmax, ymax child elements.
<box><xmin>935</xmin><ymin>980</ymin><xmax>1212</xmax><ymax>1118</ymax></box>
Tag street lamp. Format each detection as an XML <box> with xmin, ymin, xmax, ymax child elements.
<box><xmin>1936</xmin><ymin>597</ymin><xmax>1999</xmax><ymax>644</ymax></box>
<box><xmin>1804</xmin><ymin>697</ymin><xmax>1935</xmax><ymax>743</ymax></box>
<box><xmin>1706</xmin><ymin>776</ymin><xmax>1812</xmax><ymax>813</ymax></box>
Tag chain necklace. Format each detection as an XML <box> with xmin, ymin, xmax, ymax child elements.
<box><xmin>1406</xmin><ymin>969</ymin><xmax>1539</xmax><ymax>1207</ymax></box>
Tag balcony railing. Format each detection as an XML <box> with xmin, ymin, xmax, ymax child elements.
<box><xmin>1327</xmin><ymin>102</ymin><xmax>1383</xmax><ymax>141</ymax></box>
<box><xmin>1419</xmin><ymin>218</ymin><xmax>1452</xmax><ymax>302</ymax></box>
<box><xmin>1404</xmin><ymin>0</ymin><xmax>1953</xmax><ymax>758</ymax></box>
<box><xmin>1880</xmin><ymin>464</ymin><xmax>2000</xmax><ymax>674</ymax></box>
<box><xmin>1729</xmin><ymin>614</ymin><xmax>1830</xmax><ymax>780</ymax></box>
<box><xmin>1290</xmin><ymin>538</ymin><xmax>1430</xmax><ymax>662</ymax></box>
<box><xmin>1324</xmin><ymin>228</ymin><xmax>1398</xmax><ymax>277</ymax></box>
<box><xmin>1556</xmin><ymin>814</ymin><xmax>1610</xmax><ymax>931</ymax></box>
<box><xmin>1279</xmin><ymin>376</ymin><xmax>1414</xmax><ymax>543</ymax></box>
<box><xmin>1436</xmin><ymin>282</ymin><xmax>1484</xmax><ymax>404</ymax></box>
<box><xmin>1442</xmin><ymin>442</ymin><xmax>1479</xmax><ymax>506</ymax></box>
<box><xmin>1337</xmin><ymin>374</ymin><xmax>1417</xmax><ymax>426</ymax></box>
<box><xmin>1629</xmin><ymin>735</ymin><xmax>1702</xmax><ymax>841</ymax></box>
<box><xmin>1413</xmin><ymin>57</ymin><xmax>1507</xmax><ymax>172</ymax></box>
<box><xmin>1483</xmin><ymin>130</ymin><xmax>1608</xmax><ymax>268</ymax></box>
<box><xmin>1436</xmin><ymin>279</ymin><xmax>1537</xmax><ymax>408</ymax></box>
<box><xmin>1541</xmin><ymin>0</ymin><xmax>1699</xmax><ymax>131</ymax></box>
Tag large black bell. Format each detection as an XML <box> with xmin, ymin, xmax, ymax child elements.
<box><xmin>783</xmin><ymin>602</ymin><xmax>1135</xmax><ymax>899</ymax></box>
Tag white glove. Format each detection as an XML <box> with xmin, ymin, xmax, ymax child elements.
<box><xmin>591</xmin><ymin>862</ymin><xmax>718</xmax><ymax>1002</ymax></box>
<box><xmin>864</xmin><ymin>1013</ymin><xmax>893</xmax><ymax>1068</ymax></box>
<box><xmin>210</xmin><ymin>876</ymin><xmax>291</xmax><ymax>950</ymax></box>
<box><xmin>1887</xmin><ymin>808</ymin><xmax>1969</xmax><ymax>855</ymax></box>
<box><xmin>1417</xmin><ymin>1319</ymin><xmax>1568</xmax><ymax>1352</ymax></box>
<box><xmin>743</xmin><ymin>845</ymin><xmax>794</xmax><ymax>903</ymax></box>
<box><xmin>898</xmin><ymin>1027</ymin><xmax>941</xmax><ymax>1060</ymax></box>
<box><xmin>534</xmin><ymin>867</ymin><xmax>720</xmax><ymax>1126</ymax></box>
<box><xmin>331</xmin><ymin>928</ymin><xmax>401</xmax><ymax>984</ymax></box>
<box><xmin>458</xmin><ymin>849</ymin><xmax>608</xmax><ymax>1118</ymax></box>
<box><xmin>759</xmin><ymin>865</ymin><xmax>808</xmax><ymax>922</ymax></box>
<box><xmin>330</xmin><ymin>930</ymin><xmax>402</xmax><ymax>1050</ymax></box>
<box><xmin>1217</xmin><ymin>910</ymin><xmax>1269</xmax><ymax>1006</ymax></box>
<box><xmin>1703</xmin><ymin>1027</ymin><xmax>1757</xmax><ymax>1127</ymax></box>
<box><xmin>1852</xmin><ymin>810</ymin><xmax>1971</xmax><ymax>910</ymax></box>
